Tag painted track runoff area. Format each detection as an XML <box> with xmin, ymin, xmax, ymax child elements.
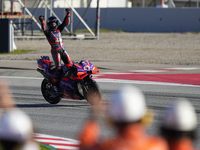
<box><xmin>93</xmin><ymin>67</ymin><xmax>200</xmax><ymax>87</ymax></box>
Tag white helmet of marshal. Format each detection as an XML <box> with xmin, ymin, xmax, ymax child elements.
<box><xmin>0</xmin><ymin>108</ymin><xmax>34</xmax><ymax>142</ymax></box>
<box><xmin>107</xmin><ymin>85</ymin><xmax>147</xmax><ymax>123</ymax></box>
<box><xmin>162</xmin><ymin>98</ymin><xmax>197</xmax><ymax>131</ymax></box>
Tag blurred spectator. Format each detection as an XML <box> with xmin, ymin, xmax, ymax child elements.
<box><xmin>160</xmin><ymin>98</ymin><xmax>198</xmax><ymax>150</ymax></box>
<box><xmin>0</xmin><ymin>80</ymin><xmax>15</xmax><ymax>110</ymax></box>
<box><xmin>0</xmin><ymin>80</ymin><xmax>40</xmax><ymax>150</ymax></box>
<box><xmin>78</xmin><ymin>85</ymin><xmax>169</xmax><ymax>150</ymax></box>
<box><xmin>156</xmin><ymin>0</ymin><xmax>168</xmax><ymax>8</ymax></box>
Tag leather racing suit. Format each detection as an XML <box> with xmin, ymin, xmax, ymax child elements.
<box><xmin>39</xmin><ymin>13</ymin><xmax>72</xmax><ymax>88</ymax></box>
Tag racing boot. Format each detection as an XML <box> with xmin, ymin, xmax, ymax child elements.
<box><xmin>52</xmin><ymin>67</ymin><xmax>63</xmax><ymax>94</ymax></box>
<box><xmin>65</xmin><ymin>65</ymin><xmax>77</xmax><ymax>78</ymax></box>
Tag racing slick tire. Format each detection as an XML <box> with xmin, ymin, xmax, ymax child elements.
<box><xmin>84</xmin><ymin>82</ymin><xmax>101</xmax><ymax>105</ymax></box>
<box><xmin>41</xmin><ymin>79</ymin><xmax>62</xmax><ymax>104</ymax></box>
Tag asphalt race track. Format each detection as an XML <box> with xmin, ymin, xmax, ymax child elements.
<box><xmin>0</xmin><ymin>62</ymin><xmax>200</xmax><ymax>149</ymax></box>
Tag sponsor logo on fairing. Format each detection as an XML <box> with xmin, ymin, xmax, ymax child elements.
<box><xmin>84</xmin><ymin>65</ymin><xmax>90</xmax><ymax>70</ymax></box>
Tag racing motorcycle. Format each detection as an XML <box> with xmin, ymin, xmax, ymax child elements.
<box><xmin>37</xmin><ymin>56</ymin><xmax>101</xmax><ymax>105</ymax></box>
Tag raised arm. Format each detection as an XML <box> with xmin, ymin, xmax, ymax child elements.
<box><xmin>58</xmin><ymin>8</ymin><xmax>71</xmax><ymax>32</ymax></box>
<box><xmin>39</xmin><ymin>15</ymin><xmax>50</xmax><ymax>37</ymax></box>
<box><xmin>39</xmin><ymin>15</ymin><xmax>46</xmax><ymax>31</ymax></box>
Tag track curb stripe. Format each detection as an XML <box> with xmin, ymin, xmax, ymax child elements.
<box><xmin>34</xmin><ymin>133</ymin><xmax>79</xmax><ymax>150</ymax></box>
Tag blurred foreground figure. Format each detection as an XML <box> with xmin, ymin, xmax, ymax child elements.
<box><xmin>0</xmin><ymin>81</ymin><xmax>40</xmax><ymax>150</ymax></box>
<box><xmin>79</xmin><ymin>85</ymin><xmax>169</xmax><ymax>150</ymax></box>
<box><xmin>160</xmin><ymin>98</ymin><xmax>199</xmax><ymax>150</ymax></box>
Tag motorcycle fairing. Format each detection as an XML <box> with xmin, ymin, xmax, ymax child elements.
<box><xmin>37</xmin><ymin>56</ymin><xmax>101</xmax><ymax>104</ymax></box>
<box><xmin>37</xmin><ymin>57</ymin><xmax>99</xmax><ymax>96</ymax></box>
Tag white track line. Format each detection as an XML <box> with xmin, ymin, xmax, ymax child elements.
<box><xmin>95</xmin><ymin>79</ymin><xmax>200</xmax><ymax>87</ymax></box>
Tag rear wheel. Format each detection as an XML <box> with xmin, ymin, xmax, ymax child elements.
<box><xmin>41</xmin><ymin>79</ymin><xmax>61</xmax><ymax>104</ymax></box>
<box><xmin>84</xmin><ymin>82</ymin><xmax>101</xmax><ymax>105</ymax></box>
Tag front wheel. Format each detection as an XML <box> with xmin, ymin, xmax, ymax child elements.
<box><xmin>41</xmin><ymin>79</ymin><xmax>61</xmax><ymax>104</ymax></box>
<box><xmin>84</xmin><ymin>82</ymin><xmax>101</xmax><ymax>105</ymax></box>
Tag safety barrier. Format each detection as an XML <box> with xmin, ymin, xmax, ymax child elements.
<box><xmin>0</xmin><ymin>19</ymin><xmax>16</xmax><ymax>53</ymax></box>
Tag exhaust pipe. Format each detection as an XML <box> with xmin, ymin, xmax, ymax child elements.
<box><xmin>37</xmin><ymin>68</ymin><xmax>52</xmax><ymax>83</ymax></box>
<box><xmin>37</xmin><ymin>68</ymin><xmax>45</xmax><ymax>75</ymax></box>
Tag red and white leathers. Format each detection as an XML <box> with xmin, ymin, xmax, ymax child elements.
<box><xmin>39</xmin><ymin>13</ymin><xmax>72</xmax><ymax>85</ymax></box>
<box><xmin>78</xmin><ymin>120</ymin><xmax>169</xmax><ymax>150</ymax></box>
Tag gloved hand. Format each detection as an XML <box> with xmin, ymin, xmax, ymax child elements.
<box><xmin>39</xmin><ymin>15</ymin><xmax>44</xmax><ymax>22</ymax></box>
<box><xmin>65</xmin><ymin>8</ymin><xmax>71</xmax><ymax>15</ymax></box>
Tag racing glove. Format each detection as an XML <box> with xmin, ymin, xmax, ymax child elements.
<box><xmin>66</xmin><ymin>8</ymin><xmax>71</xmax><ymax>16</ymax></box>
<box><xmin>39</xmin><ymin>15</ymin><xmax>44</xmax><ymax>22</ymax></box>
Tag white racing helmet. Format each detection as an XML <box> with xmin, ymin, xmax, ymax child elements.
<box><xmin>0</xmin><ymin>108</ymin><xmax>34</xmax><ymax>142</ymax></box>
<box><xmin>162</xmin><ymin>98</ymin><xmax>197</xmax><ymax>132</ymax></box>
<box><xmin>107</xmin><ymin>85</ymin><xmax>147</xmax><ymax>123</ymax></box>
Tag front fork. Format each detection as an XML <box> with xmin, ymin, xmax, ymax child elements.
<box><xmin>81</xmin><ymin>76</ymin><xmax>95</xmax><ymax>97</ymax></box>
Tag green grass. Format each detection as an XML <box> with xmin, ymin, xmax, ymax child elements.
<box><xmin>0</xmin><ymin>49</ymin><xmax>36</xmax><ymax>55</ymax></box>
<box><xmin>39</xmin><ymin>142</ymin><xmax>58</xmax><ymax>150</ymax></box>
<box><xmin>98</xmin><ymin>29</ymin><xmax>125</xmax><ymax>33</ymax></box>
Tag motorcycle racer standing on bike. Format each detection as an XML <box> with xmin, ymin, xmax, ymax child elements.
<box><xmin>39</xmin><ymin>8</ymin><xmax>72</xmax><ymax>92</ymax></box>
